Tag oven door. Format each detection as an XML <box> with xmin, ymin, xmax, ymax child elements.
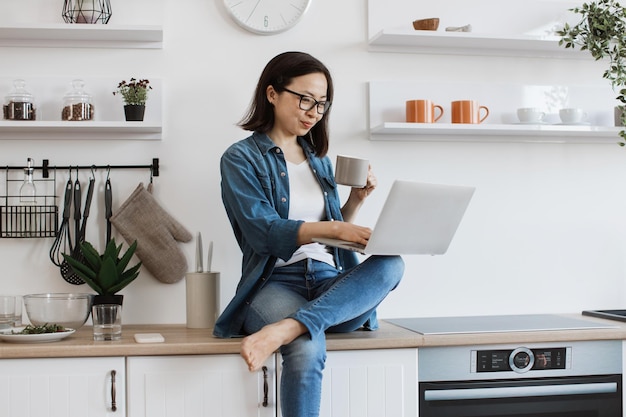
<box><xmin>419</xmin><ymin>374</ymin><xmax>622</xmax><ymax>417</ymax></box>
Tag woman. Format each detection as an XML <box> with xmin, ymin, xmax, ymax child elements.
<box><xmin>214</xmin><ymin>51</ymin><xmax>404</xmax><ymax>417</ymax></box>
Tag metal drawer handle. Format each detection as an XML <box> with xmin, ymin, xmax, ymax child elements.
<box><xmin>110</xmin><ymin>369</ymin><xmax>117</xmax><ymax>412</ymax></box>
<box><xmin>262</xmin><ymin>366</ymin><xmax>269</xmax><ymax>407</ymax></box>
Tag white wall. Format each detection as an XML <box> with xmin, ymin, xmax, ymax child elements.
<box><xmin>1</xmin><ymin>0</ymin><xmax>625</xmax><ymax>325</ymax></box>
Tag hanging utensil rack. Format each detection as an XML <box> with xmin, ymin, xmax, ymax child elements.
<box><xmin>1</xmin><ymin>158</ymin><xmax>159</xmax><ymax>238</ymax></box>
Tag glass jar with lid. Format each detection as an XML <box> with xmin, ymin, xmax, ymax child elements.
<box><xmin>3</xmin><ymin>79</ymin><xmax>37</xmax><ymax>121</ymax></box>
<box><xmin>62</xmin><ymin>79</ymin><xmax>94</xmax><ymax>121</ymax></box>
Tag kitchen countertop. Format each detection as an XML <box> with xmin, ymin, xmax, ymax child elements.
<box><xmin>1</xmin><ymin>314</ymin><xmax>625</xmax><ymax>359</ymax></box>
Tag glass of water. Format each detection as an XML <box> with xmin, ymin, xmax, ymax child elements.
<box><xmin>92</xmin><ymin>304</ymin><xmax>122</xmax><ymax>341</ymax></box>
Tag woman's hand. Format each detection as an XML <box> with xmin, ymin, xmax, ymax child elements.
<box><xmin>341</xmin><ymin>166</ymin><xmax>377</xmax><ymax>223</ymax></box>
<box><xmin>298</xmin><ymin>220</ymin><xmax>371</xmax><ymax>246</ymax></box>
<box><xmin>350</xmin><ymin>166</ymin><xmax>377</xmax><ymax>200</ymax></box>
<box><xmin>333</xmin><ymin>222</ymin><xmax>372</xmax><ymax>246</ymax></box>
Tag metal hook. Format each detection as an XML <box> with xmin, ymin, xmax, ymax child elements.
<box><xmin>68</xmin><ymin>166</ymin><xmax>72</xmax><ymax>181</ymax></box>
<box><xmin>106</xmin><ymin>165</ymin><xmax>111</xmax><ymax>181</ymax></box>
<box><xmin>90</xmin><ymin>165</ymin><xmax>96</xmax><ymax>179</ymax></box>
<box><xmin>149</xmin><ymin>165</ymin><xmax>154</xmax><ymax>184</ymax></box>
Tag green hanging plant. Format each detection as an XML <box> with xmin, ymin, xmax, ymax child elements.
<box><xmin>557</xmin><ymin>0</ymin><xmax>626</xmax><ymax>144</ymax></box>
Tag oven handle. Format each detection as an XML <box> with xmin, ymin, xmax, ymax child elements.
<box><xmin>424</xmin><ymin>382</ymin><xmax>617</xmax><ymax>401</ymax></box>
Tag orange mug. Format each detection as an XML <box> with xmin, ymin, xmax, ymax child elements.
<box><xmin>451</xmin><ymin>100</ymin><xmax>489</xmax><ymax>124</ymax></box>
<box><xmin>406</xmin><ymin>99</ymin><xmax>444</xmax><ymax>123</ymax></box>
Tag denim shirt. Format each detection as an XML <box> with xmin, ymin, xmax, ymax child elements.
<box><xmin>213</xmin><ymin>131</ymin><xmax>371</xmax><ymax>338</ymax></box>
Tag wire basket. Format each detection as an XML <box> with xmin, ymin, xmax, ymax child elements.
<box><xmin>1</xmin><ymin>167</ymin><xmax>58</xmax><ymax>238</ymax></box>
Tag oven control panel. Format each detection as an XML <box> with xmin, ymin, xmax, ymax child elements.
<box><xmin>472</xmin><ymin>347</ymin><xmax>570</xmax><ymax>373</ymax></box>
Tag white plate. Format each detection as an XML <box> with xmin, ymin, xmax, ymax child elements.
<box><xmin>554</xmin><ymin>122</ymin><xmax>591</xmax><ymax>126</ymax></box>
<box><xmin>0</xmin><ymin>327</ymin><xmax>75</xmax><ymax>343</ymax></box>
<box><xmin>514</xmin><ymin>121</ymin><xmax>546</xmax><ymax>125</ymax></box>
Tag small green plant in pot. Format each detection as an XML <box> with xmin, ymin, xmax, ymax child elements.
<box><xmin>62</xmin><ymin>238</ymin><xmax>142</xmax><ymax>305</ymax></box>
<box><xmin>113</xmin><ymin>78</ymin><xmax>152</xmax><ymax>121</ymax></box>
<box><xmin>557</xmin><ymin>0</ymin><xmax>626</xmax><ymax>143</ymax></box>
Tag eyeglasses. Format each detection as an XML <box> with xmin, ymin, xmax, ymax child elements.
<box><xmin>283</xmin><ymin>88</ymin><xmax>332</xmax><ymax>115</ymax></box>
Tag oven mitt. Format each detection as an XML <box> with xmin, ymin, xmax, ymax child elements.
<box><xmin>111</xmin><ymin>183</ymin><xmax>192</xmax><ymax>284</ymax></box>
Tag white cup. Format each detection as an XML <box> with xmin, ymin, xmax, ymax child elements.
<box><xmin>335</xmin><ymin>155</ymin><xmax>369</xmax><ymax>187</ymax></box>
<box><xmin>559</xmin><ymin>108</ymin><xmax>587</xmax><ymax>124</ymax></box>
<box><xmin>517</xmin><ymin>107</ymin><xmax>545</xmax><ymax>123</ymax></box>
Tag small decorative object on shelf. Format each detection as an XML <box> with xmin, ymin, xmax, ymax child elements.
<box><xmin>113</xmin><ymin>78</ymin><xmax>152</xmax><ymax>121</ymax></box>
<box><xmin>62</xmin><ymin>79</ymin><xmax>94</xmax><ymax>121</ymax></box>
<box><xmin>445</xmin><ymin>24</ymin><xmax>472</xmax><ymax>32</ymax></box>
<box><xmin>557</xmin><ymin>0</ymin><xmax>626</xmax><ymax>143</ymax></box>
<box><xmin>3</xmin><ymin>79</ymin><xmax>36</xmax><ymax>121</ymax></box>
<box><xmin>412</xmin><ymin>18</ymin><xmax>439</xmax><ymax>31</ymax></box>
<box><xmin>62</xmin><ymin>0</ymin><xmax>112</xmax><ymax>24</ymax></box>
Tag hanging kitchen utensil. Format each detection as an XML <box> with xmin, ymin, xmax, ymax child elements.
<box><xmin>78</xmin><ymin>171</ymin><xmax>96</xmax><ymax>246</ymax></box>
<box><xmin>49</xmin><ymin>171</ymin><xmax>73</xmax><ymax>267</ymax></box>
<box><xmin>105</xmin><ymin>172</ymin><xmax>112</xmax><ymax>243</ymax></box>
<box><xmin>60</xmin><ymin>172</ymin><xmax>82</xmax><ymax>284</ymax></box>
<box><xmin>63</xmin><ymin>171</ymin><xmax>95</xmax><ymax>286</ymax></box>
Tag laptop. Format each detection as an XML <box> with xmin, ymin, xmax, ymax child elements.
<box><xmin>313</xmin><ymin>180</ymin><xmax>475</xmax><ymax>255</ymax></box>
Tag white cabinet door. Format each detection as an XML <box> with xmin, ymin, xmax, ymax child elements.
<box><xmin>0</xmin><ymin>356</ymin><xmax>125</xmax><ymax>417</ymax></box>
<box><xmin>127</xmin><ymin>354</ymin><xmax>276</xmax><ymax>417</ymax></box>
<box><xmin>279</xmin><ymin>348</ymin><xmax>417</xmax><ymax>417</ymax></box>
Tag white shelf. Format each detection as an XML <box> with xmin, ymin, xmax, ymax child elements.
<box><xmin>0</xmin><ymin>121</ymin><xmax>162</xmax><ymax>140</ymax></box>
<box><xmin>368</xmin><ymin>29</ymin><xmax>585</xmax><ymax>58</ymax></box>
<box><xmin>371</xmin><ymin>122</ymin><xmax>623</xmax><ymax>144</ymax></box>
<box><xmin>0</xmin><ymin>24</ymin><xmax>163</xmax><ymax>49</ymax></box>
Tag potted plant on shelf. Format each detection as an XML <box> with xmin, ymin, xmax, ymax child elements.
<box><xmin>62</xmin><ymin>238</ymin><xmax>142</xmax><ymax>305</ymax></box>
<box><xmin>557</xmin><ymin>0</ymin><xmax>626</xmax><ymax>144</ymax></box>
<box><xmin>113</xmin><ymin>78</ymin><xmax>152</xmax><ymax>121</ymax></box>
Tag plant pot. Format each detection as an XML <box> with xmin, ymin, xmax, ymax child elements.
<box><xmin>124</xmin><ymin>105</ymin><xmax>145</xmax><ymax>122</ymax></box>
<box><xmin>92</xmin><ymin>294</ymin><xmax>123</xmax><ymax>306</ymax></box>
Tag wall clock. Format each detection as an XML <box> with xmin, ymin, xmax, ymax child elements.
<box><xmin>223</xmin><ymin>0</ymin><xmax>312</xmax><ymax>35</ymax></box>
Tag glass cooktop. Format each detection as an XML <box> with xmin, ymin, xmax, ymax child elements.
<box><xmin>387</xmin><ymin>314</ymin><xmax>618</xmax><ymax>335</ymax></box>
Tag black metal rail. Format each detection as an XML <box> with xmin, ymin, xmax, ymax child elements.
<box><xmin>3</xmin><ymin>158</ymin><xmax>160</xmax><ymax>178</ymax></box>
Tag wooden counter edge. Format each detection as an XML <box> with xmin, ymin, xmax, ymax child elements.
<box><xmin>2</xmin><ymin>316</ymin><xmax>626</xmax><ymax>359</ymax></box>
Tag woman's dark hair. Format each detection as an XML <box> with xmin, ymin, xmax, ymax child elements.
<box><xmin>239</xmin><ymin>51</ymin><xmax>334</xmax><ymax>157</ymax></box>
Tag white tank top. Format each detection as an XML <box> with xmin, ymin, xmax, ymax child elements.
<box><xmin>274</xmin><ymin>160</ymin><xmax>335</xmax><ymax>267</ymax></box>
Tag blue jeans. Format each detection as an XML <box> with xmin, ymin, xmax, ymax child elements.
<box><xmin>242</xmin><ymin>255</ymin><xmax>404</xmax><ymax>417</ymax></box>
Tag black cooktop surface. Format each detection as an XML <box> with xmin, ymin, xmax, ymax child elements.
<box><xmin>387</xmin><ymin>314</ymin><xmax>618</xmax><ymax>335</ymax></box>
<box><xmin>582</xmin><ymin>309</ymin><xmax>626</xmax><ymax>322</ymax></box>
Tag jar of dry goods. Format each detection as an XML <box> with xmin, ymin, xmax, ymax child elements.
<box><xmin>62</xmin><ymin>79</ymin><xmax>94</xmax><ymax>121</ymax></box>
<box><xmin>3</xmin><ymin>79</ymin><xmax>37</xmax><ymax>121</ymax></box>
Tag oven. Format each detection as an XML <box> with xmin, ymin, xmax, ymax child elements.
<box><xmin>418</xmin><ymin>340</ymin><xmax>622</xmax><ymax>417</ymax></box>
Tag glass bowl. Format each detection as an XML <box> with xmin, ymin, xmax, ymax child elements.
<box><xmin>23</xmin><ymin>293</ymin><xmax>93</xmax><ymax>330</ymax></box>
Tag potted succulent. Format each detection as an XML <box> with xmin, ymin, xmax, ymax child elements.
<box><xmin>557</xmin><ymin>0</ymin><xmax>626</xmax><ymax>143</ymax></box>
<box><xmin>62</xmin><ymin>238</ymin><xmax>142</xmax><ymax>305</ymax></box>
<box><xmin>112</xmin><ymin>78</ymin><xmax>152</xmax><ymax>121</ymax></box>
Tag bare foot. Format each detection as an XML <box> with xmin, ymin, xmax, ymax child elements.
<box><xmin>241</xmin><ymin>318</ymin><xmax>306</xmax><ymax>371</ymax></box>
